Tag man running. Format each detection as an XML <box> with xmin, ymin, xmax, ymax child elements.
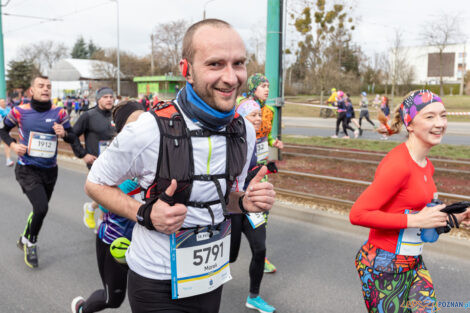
<box><xmin>0</xmin><ymin>76</ymin><xmax>78</xmax><ymax>268</ymax></box>
<box><xmin>85</xmin><ymin>19</ymin><xmax>276</xmax><ymax>313</ymax></box>
<box><xmin>70</xmin><ymin>87</ymin><xmax>116</xmax><ymax>230</ymax></box>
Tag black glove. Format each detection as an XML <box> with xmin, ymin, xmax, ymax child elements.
<box><xmin>436</xmin><ymin>201</ymin><xmax>470</xmax><ymax>234</ymax></box>
<box><xmin>136</xmin><ymin>192</ymin><xmax>175</xmax><ymax>231</ymax></box>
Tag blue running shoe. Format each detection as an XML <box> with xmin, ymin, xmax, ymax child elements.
<box><xmin>246</xmin><ymin>296</ymin><xmax>275</xmax><ymax>313</ymax></box>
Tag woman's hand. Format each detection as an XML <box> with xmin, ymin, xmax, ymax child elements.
<box><xmin>459</xmin><ymin>210</ymin><xmax>470</xmax><ymax>226</ymax></box>
<box><xmin>273</xmin><ymin>139</ymin><xmax>283</xmax><ymax>150</ymax></box>
<box><xmin>407</xmin><ymin>204</ymin><xmax>448</xmax><ymax>229</ymax></box>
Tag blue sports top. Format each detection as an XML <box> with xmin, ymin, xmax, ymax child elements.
<box><xmin>3</xmin><ymin>103</ymin><xmax>70</xmax><ymax>168</ymax></box>
<box><xmin>0</xmin><ymin>106</ymin><xmax>11</xmax><ymax>118</ymax></box>
<box><xmin>97</xmin><ymin>179</ymin><xmax>139</xmax><ymax>244</ymax></box>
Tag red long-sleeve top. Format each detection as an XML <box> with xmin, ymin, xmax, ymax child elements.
<box><xmin>349</xmin><ymin>143</ymin><xmax>437</xmax><ymax>253</ymax></box>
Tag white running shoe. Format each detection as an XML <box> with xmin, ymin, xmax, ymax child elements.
<box><xmin>83</xmin><ymin>203</ymin><xmax>96</xmax><ymax>229</ymax></box>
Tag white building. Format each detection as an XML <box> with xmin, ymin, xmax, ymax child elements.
<box><xmin>48</xmin><ymin>58</ymin><xmax>123</xmax><ymax>99</ymax></box>
<box><xmin>400</xmin><ymin>43</ymin><xmax>469</xmax><ymax>85</ymax></box>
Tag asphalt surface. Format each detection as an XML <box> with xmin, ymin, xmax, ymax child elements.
<box><xmin>1</xmin><ymin>160</ymin><xmax>470</xmax><ymax>313</ymax></box>
<box><xmin>282</xmin><ymin>117</ymin><xmax>470</xmax><ymax>146</ymax></box>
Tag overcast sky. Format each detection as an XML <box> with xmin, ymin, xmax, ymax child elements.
<box><xmin>2</xmin><ymin>0</ymin><xmax>470</xmax><ymax>67</ymax></box>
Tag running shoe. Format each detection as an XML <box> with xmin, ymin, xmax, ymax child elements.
<box><xmin>331</xmin><ymin>135</ymin><xmax>338</xmax><ymax>138</ymax></box>
<box><xmin>6</xmin><ymin>159</ymin><xmax>13</xmax><ymax>167</ymax></box>
<box><xmin>264</xmin><ymin>258</ymin><xmax>277</xmax><ymax>273</ymax></box>
<box><xmin>94</xmin><ymin>217</ymin><xmax>103</xmax><ymax>235</ymax></box>
<box><xmin>246</xmin><ymin>296</ymin><xmax>276</xmax><ymax>313</ymax></box>
<box><xmin>24</xmin><ymin>244</ymin><xmax>38</xmax><ymax>268</ymax></box>
<box><xmin>71</xmin><ymin>296</ymin><xmax>85</xmax><ymax>313</ymax></box>
<box><xmin>16</xmin><ymin>235</ymin><xmax>24</xmax><ymax>251</ymax></box>
<box><xmin>83</xmin><ymin>202</ymin><xmax>96</xmax><ymax>229</ymax></box>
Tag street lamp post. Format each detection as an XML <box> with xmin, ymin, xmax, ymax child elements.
<box><xmin>110</xmin><ymin>0</ymin><xmax>120</xmax><ymax>95</ymax></box>
<box><xmin>203</xmin><ymin>0</ymin><xmax>217</xmax><ymax>20</ymax></box>
<box><xmin>0</xmin><ymin>3</ymin><xmax>7</xmax><ymax>99</ymax></box>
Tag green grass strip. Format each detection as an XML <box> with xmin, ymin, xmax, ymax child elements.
<box><xmin>283</xmin><ymin>135</ymin><xmax>470</xmax><ymax>160</ymax></box>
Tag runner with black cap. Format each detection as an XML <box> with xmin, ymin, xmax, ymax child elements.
<box><xmin>70</xmin><ymin>87</ymin><xmax>116</xmax><ymax>231</ymax></box>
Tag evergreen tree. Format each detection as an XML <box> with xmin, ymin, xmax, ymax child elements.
<box><xmin>88</xmin><ymin>40</ymin><xmax>101</xmax><ymax>58</ymax></box>
<box><xmin>6</xmin><ymin>60</ymin><xmax>38</xmax><ymax>92</ymax></box>
<box><xmin>71</xmin><ymin>36</ymin><xmax>89</xmax><ymax>59</ymax></box>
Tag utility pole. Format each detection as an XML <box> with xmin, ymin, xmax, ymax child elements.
<box><xmin>203</xmin><ymin>0</ymin><xmax>216</xmax><ymax>20</ymax></box>
<box><xmin>460</xmin><ymin>43</ymin><xmax>466</xmax><ymax>96</ymax></box>
<box><xmin>265</xmin><ymin>0</ymin><xmax>284</xmax><ymax>160</ymax></box>
<box><xmin>0</xmin><ymin>3</ymin><xmax>7</xmax><ymax>99</ymax></box>
<box><xmin>150</xmin><ymin>34</ymin><xmax>155</xmax><ymax>76</ymax></box>
<box><xmin>110</xmin><ymin>0</ymin><xmax>120</xmax><ymax>95</ymax></box>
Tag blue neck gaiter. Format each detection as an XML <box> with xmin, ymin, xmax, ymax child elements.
<box><xmin>178</xmin><ymin>83</ymin><xmax>235</xmax><ymax>131</ymax></box>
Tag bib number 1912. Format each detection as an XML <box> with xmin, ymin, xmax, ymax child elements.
<box><xmin>193</xmin><ymin>242</ymin><xmax>223</xmax><ymax>266</ymax></box>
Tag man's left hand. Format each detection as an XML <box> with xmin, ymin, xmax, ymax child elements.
<box><xmin>53</xmin><ymin>122</ymin><xmax>65</xmax><ymax>138</ymax></box>
<box><xmin>243</xmin><ymin>166</ymin><xmax>275</xmax><ymax>212</ymax></box>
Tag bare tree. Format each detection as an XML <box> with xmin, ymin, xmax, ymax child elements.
<box><xmin>389</xmin><ymin>29</ymin><xmax>413</xmax><ymax>104</ymax></box>
<box><xmin>379</xmin><ymin>52</ymin><xmax>391</xmax><ymax>95</ymax></box>
<box><xmin>151</xmin><ymin>20</ymin><xmax>188</xmax><ymax>75</ymax></box>
<box><xmin>92</xmin><ymin>60</ymin><xmax>118</xmax><ymax>90</ymax></box>
<box><xmin>92</xmin><ymin>48</ymin><xmax>151</xmax><ymax>79</ymax></box>
<box><xmin>421</xmin><ymin>14</ymin><xmax>462</xmax><ymax>96</ymax></box>
<box><xmin>18</xmin><ymin>40</ymin><xmax>68</xmax><ymax>75</ymax></box>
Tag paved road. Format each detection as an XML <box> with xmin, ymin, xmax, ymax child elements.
<box><xmin>282</xmin><ymin>117</ymin><xmax>470</xmax><ymax>146</ymax></box>
<box><xmin>1</xmin><ymin>163</ymin><xmax>470</xmax><ymax>313</ymax></box>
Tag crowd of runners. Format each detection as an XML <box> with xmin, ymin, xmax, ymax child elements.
<box><xmin>1</xmin><ymin>18</ymin><xmax>470</xmax><ymax>313</ymax></box>
<box><xmin>326</xmin><ymin>88</ymin><xmax>392</xmax><ymax>139</ymax></box>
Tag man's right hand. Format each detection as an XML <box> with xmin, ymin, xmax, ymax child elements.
<box><xmin>83</xmin><ymin>154</ymin><xmax>97</xmax><ymax>165</ymax></box>
<box><xmin>10</xmin><ymin>142</ymin><xmax>27</xmax><ymax>156</ymax></box>
<box><xmin>150</xmin><ymin>179</ymin><xmax>187</xmax><ymax>234</ymax></box>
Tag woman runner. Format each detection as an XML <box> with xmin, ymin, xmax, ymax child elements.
<box><xmin>71</xmin><ymin>100</ymin><xmax>144</xmax><ymax>313</ymax></box>
<box><xmin>350</xmin><ymin>90</ymin><xmax>468</xmax><ymax>313</ymax></box>
<box><xmin>230</xmin><ymin>99</ymin><xmax>275</xmax><ymax>313</ymax></box>
<box><xmin>240</xmin><ymin>73</ymin><xmax>282</xmax><ymax>274</ymax></box>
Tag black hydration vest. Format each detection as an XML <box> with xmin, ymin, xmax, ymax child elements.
<box><xmin>144</xmin><ymin>101</ymin><xmax>248</xmax><ymax>226</ymax></box>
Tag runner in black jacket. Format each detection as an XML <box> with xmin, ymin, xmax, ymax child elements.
<box><xmin>70</xmin><ymin>87</ymin><xmax>115</xmax><ymax>230</ymax></box>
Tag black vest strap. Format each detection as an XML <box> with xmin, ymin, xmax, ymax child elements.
<box><xmin>147</xmin><ymin>101</ymin><xmax>248</xmax><ymax>229</ymax></box>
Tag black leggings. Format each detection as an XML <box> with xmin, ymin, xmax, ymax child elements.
<box><xmin>23</xmin><ymin>185</ymin><xmax>54</xmax><ymax>243</ymax></box>
<box><xmin>16</xmin><ymin>164</ymin><xmax>57</xmax><ymax>244</ymax></box>
<box><xmin>229</xmin><ymin>214</ymin><xmax>266</xmax><ymax>295</ymax></box>
<box><xmin>127</xmin><ymin>270</ymin><xmax>223</xmax><ymax>313</ymax></box>
<box><xmin>335</xmin><ymin>112</ymin><xmax>354</xmax><ymax>136</ymax></box>
<box><xmin>82</xmin><ymin>236</ymin><xmax>128</xmax><ymax>313</ymax></box>
<box><xmin>359</xmin><ymin>111</ymin><xmax>375</xmax><ymax>127</ymax></box>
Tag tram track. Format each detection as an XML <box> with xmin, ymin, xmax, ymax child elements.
<box><xmin>275</xmin><ymin>169</ymin><xmax>470</xmax><ymax>206</ymax></box>
<box><xmin>284</xmin><ymin>143</ymin><xmax>470</xmax><ymax>167</ymax></box>
<box><xmin>282</xmin><ymin>151</ymin><xmax>470</xmax><ymax>175</ymax></box>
